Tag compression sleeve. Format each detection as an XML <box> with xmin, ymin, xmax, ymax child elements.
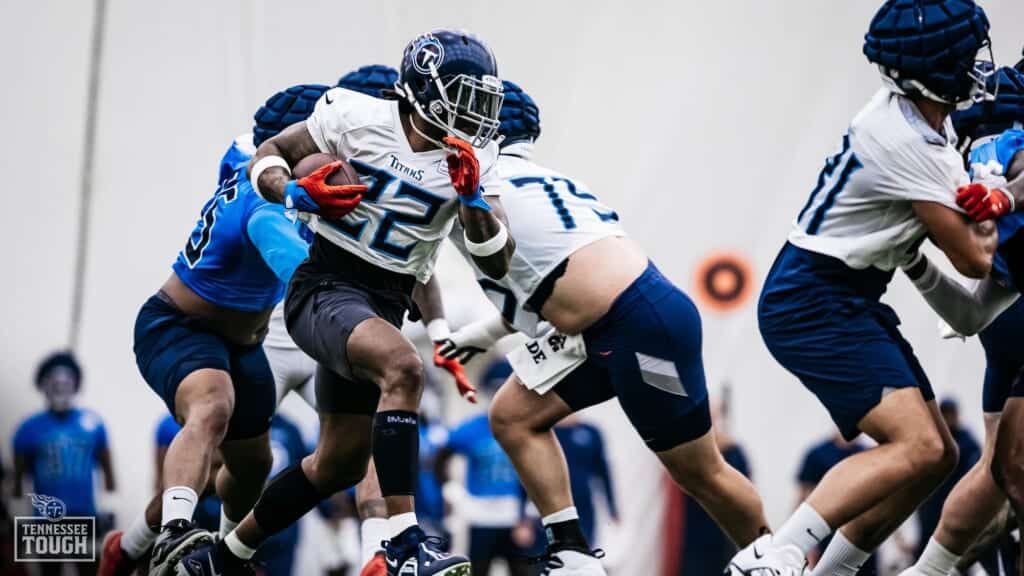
<box><xmin>903</xmin><ymin>253</ymin><xmax>1020</xmax><ymax>335</ymax></box>
<box><xmin>247</xmin><ymin>205</ymin><xmax>310</xmax><ymax>284</ymax></box>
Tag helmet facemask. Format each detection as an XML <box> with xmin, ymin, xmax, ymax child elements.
<box><xmin>883</xmin><ymin>42</ymin><xmax>999</xmax><ymax>111</ymax></box>
<box><xmin>400</xmin><ymin>64</ymin><xmax>504</xmax><ymax>149</ymax></box>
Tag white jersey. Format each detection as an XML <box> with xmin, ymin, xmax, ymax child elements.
<box><xmin>788</xmin><ymin>88</ymin><xmax>968</xmax><ymax>271</ymax></box>
<box><xmin>304</xmin><ymin>87</ymin><xmax>503</xmax><ymax>282</ymax></box>
<box><xmin>450</xmin><ymin>145</ymin><xmax>626</xmax><ymax>336</ymax></box>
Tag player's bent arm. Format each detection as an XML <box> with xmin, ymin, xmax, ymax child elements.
<box><xmin>460</xmin><ymin>197</ymin><xmax>515</xmax><ymax>279</ymax></box>
<box><xmin>246</xmin><ymin>122</ymin><xmax>321</xmax><ymax>204</ymax></box>
<box><xmin>902</xmin><ymin>253</ymin><xmax>1019</xmax><ymax>335</ymax></box>
<box><xmin>913</xmin><ymin>201</ymin><xmax>997</xmax><ymax>278</ymax></box>
<box><xmin>247</xmin><ymin>206</ymin><xmax>310</xmax><ymax>284</ymax></box>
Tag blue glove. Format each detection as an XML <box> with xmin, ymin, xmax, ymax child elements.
<box><xmin>283</xmin><ymin>180</ymin><xmax>322</xmax><ymax>212</ymax></box>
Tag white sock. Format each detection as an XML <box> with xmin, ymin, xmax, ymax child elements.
<box><xmin>361</xmin><ymin>518</ymin><xmax>389</xmax><ymax>565</ymax></box>
<box><xmin>120</xmin><ymin>513</ymin><xmax>158</xmax><ymax>559</ymax></box>
<box><xmin>542</xmin><ymin>507</ymin><xmax>579</xmax><ymax>526</ymax></box>
<box><xmin>161</xmin><ymin>486</ymin><xmax>198</xmax><ymax>526</ymax></box>
<box><xmin>774</xmin><ymin>503</ymin><xmax>832</xmax><ymax>556</ymax></box>
<box><xmin>224</xmin><ymin>531</ymin><xmax>257</xmax><ymax>560</ymax></box>
<box><xmin>220</xmin><ymin>508</ymin><xmax>240</xmax><ymax>538</ymax></box>
<box><xmin>811</xmin><ymin>530</ymin><xmax>870</xmax><ymax>576</ymax></box>
<box><xmin>914</xmin><ymin>537</ymin><xmax>961</xmax><ymax>576</ymax></box>
<box><xmin>388</xmin><ymin>512</ymin><xmax>418</xmax><ymax>538</ymax></box>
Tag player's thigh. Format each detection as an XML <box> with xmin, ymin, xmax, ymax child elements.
<box><xmin>285</xmin><ymin>281</ymin><xmax>409</xmax><ymax>384</ymax></box>
<box><xmin>345</xmin><ymin>317</ymin><xmax>422</xmax><ymax>387</ymax></box>
<box><xmin>134</xmin><ymin>294</ymin><xmax>235</xmax><ymax>421</ymax></box>
<box><xmin>222</xmin><ymin>343</ymin><xmax>277</xmax><ymax>441</ymax></box>
<box><xmin>315</xmin><ymin>363</ymin><xmax>381</xmax><ymax>418</ymax></box>
<box><xmin>490</xmin><ymin>374</ymin><xmax>577</xmax><ymax>435</ymax></box>
<box><xmin>857</xmin><ymin>387</ymin><xmax>945</xmax><ymax>448</ymax></box>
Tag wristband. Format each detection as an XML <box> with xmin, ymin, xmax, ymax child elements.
<box><xmin>464</xmin><ymin>220</ymin><xmax>509</xmax><ymax>257</ymax></box>
<box><xmin>459</xmin><ymin>186</ymin><xmax>492</xmax><ymax>211</ymax></box>
<box><xmin>426</xmin><ymin>318</ymin><xmax>451</xmax><ymax>342</ymax></box>
<box><xmin>251</xmin><ymin>155</ymin><xmax>291</xmax><ymax>200</ymax></box>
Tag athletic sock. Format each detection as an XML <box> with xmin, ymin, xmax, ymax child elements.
<box><xmin>161</xmin><ymin>486</ymin><xmax>198</xmax><ymax>526</ymax></box>
<box><xmin>120</xmin><ymin>513</ymin><xmax>158</xmax><ymax>559</ymax></box>
<box><xmin>373</xmin><ymin>411</ymin><xmax>419</xmax><ymax>497</ymax></box>
<box><xmin>914</xmin><ymin>537</ymin><xmax>961</xmax><ymax>576</ymax></box>
<box><xmin>810</xmin><ymin>530</ymin><xmax>870</xmax><ymax>576</ymax></box>
<box><xmin>219</xmin><ymin>508</ymin><xmax>240</xmax><ymax>538</ymax></box>
<box><xmin>223</xmin><ymin>531</ymin><xmax>257</xmax><ymax>560</ymax></box>
<box><xmin>774</xmin><ymin>502</ymin><xmax>832</xmax><ymax>556</ymax></box>
<box><xmin>361</xmin><ymin>518</ymin><xmax>389</xmax><ymax>565</ymax></box>
<box><xmin>388</xmin><ymin>512</ymin><xmax>418</xmax><ymax>539</ymax></box>
<box><xmin>542</xmin><ymin>507</ymin><xmax>590</xmax><ymax>551</ymax></box>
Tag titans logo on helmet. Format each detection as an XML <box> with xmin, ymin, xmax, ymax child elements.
<box><xmin>412</xmin><ymin>35</ymin><xmax>445</xmax><ymax>74</ymax></box>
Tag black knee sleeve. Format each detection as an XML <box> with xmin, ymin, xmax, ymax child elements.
<box><xmin>252</xmin><ymin>464</ymin><xmax>323</xmax><ymax>536</ymax></box>
<box><xmin>373</xmin><ymin>411</ymin><xmax>419</xmax><ymax>497</ymax></box>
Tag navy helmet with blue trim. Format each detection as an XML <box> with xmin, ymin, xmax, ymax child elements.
<box><xmin>396</xmin><ymin>29</ymin><xmax>503</xmax><ymax>148</ymax></box>
<box><xmin>863</xmin><ymin>0</ymin><xmax>995</xmax><ymax>109</ymax></box>
<box><xmin>498</xmin><ymin>80</ymin><xmax>541</xmax><ymax>147</ymax></box>
<box><xmin>252</xmin><ymin>84</ymin><xmax>329</xmax><ymax>148</ymax></box>
<box><xmin>337</xmin><ymin>64</ymin><xmax>399</xmax><ymax>99</ymax></box>
<box><xmin>952</xmin><ymin>66</ymin><xmax>1024</xmax><ymax>145</ymax></box>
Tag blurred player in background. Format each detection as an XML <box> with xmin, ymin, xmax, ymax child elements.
<box><xmin>193</xmin><ymin>29</ymin><xmax>511</xmax><ymax>576</ymax></box>
<box><xmin>738</xmin><ymin>1</ymin><xmax>1002</xmax><ymax>574</ymax></box>
<box><xmin>433</xmin><ymin>80</ymin><xmax>771</xmax><ymax>576</ymax></box>
<box><xmin>434</xmin><ymin>359</ymin><xmax>531</xmax><ymax>576</ymax></box>
<box><xmin>12</xmin><ymin>351</ymin><xmax>116</xmax><ymax>576</ymax></box>
<box><xmin>553</xmin><ymin>415</ymin><xmax>617</xmax><ymax>551</ymax></box>
<box><xmin>898</xmin><ymin>63</ymin><xmax>1024</xmax><ymax>576</ymax></box>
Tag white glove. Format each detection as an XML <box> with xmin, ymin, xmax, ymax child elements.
<box><xmin>436</xmin><ymin>314</ymin><xmax>512</xmax><ymax>364</ymax></box>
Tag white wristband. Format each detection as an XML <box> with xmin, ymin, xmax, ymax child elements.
<box><xmin>251</xmin><ymin>155</ymin><xmax>291</xmax><ymax>200</ymax></box>
<box><xmin>425</xmin><ymin>318</ymin><xmax>451</xmax><ymax>342</ymax></box>
<box><xmin>464</xmin><ymin>221</ymin><xmax>509</xmax><ymax>257</ymax></box>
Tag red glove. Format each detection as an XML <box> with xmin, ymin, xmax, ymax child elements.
<box><xmin>956</xmin><ymin>183</ymin><xmax>1013</xmax><ymax>222</ymax></box>
<box><xmin>294</xmin><ymin>161</ymin><xmax>366</xmax><ymax>220</ymax></box>
<box><xmin>433</xmin><ymin>343</ymin><xmax>478</xmax><ymax>403</ymax></box>
<box><xmin>443</xmin><ymin>136</ymin><xmax>481</xmax><ymax>200</ymax></box>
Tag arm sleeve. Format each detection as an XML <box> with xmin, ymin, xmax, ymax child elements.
<box><xmin>904</xmin><ymin>254</ymin><xmax>1020</xmax><ymax>335</ymax></box>
<box><xmin>590</xmin><ymin>428</ymin><xmax>618</xmax><ymax>517</ymax></box>
<box><xmin>247</xmin><ymin>205</ymin><xmax>311</xmax><ymax>284</ymax></box>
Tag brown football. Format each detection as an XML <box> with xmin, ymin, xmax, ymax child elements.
<box><xmin>291</xmin><ymin>152</ymin><xmax>360</xmax><ymax>185</ymax></box>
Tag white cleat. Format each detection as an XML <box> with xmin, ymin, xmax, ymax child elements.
<box><xmin>538</xmin><ymin>548</ymin><xmax>607</xmax><ymax>576</ymax></box>
<box><xmin>726</xmin><ymin>534</ymin><xmax>807</xmax><ymax>576</ymax></box>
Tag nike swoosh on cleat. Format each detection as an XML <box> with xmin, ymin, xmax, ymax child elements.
<box><xmin>753</xmin><ymin>545</ymin><xmax>764</xmax><ymax>559</ymax></box>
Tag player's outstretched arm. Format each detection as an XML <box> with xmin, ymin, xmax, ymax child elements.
<box><xmin>913</xmin><ymin>201</ymin><xmax>997</xmax><ymax>278</ymax></box>
<box><xmin>902</xmin><ymin>252</ymin><xmax>1019</xmax><ymax>335</ymax></box>
<box><xmin>247</xmin><ymin>122</ymin><xmax>321</xmax><ymax>204</ymax></box>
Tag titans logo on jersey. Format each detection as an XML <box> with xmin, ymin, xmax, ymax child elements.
<box><xmin>302</xmin><ymin>87</ymin><xmax>504</xmax><ymax>283</ymax></box>
<box><xmin>172</xmin><ymin>135</ymin><xmax>297</xmax><ymax>311</ymax></box>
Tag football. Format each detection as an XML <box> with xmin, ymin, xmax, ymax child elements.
<box><xmin>291</xmin><ymin>152</ymin><xmax>360</xmax><ymax>186</ymax></box>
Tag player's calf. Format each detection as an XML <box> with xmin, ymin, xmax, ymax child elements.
<box><xmin>217</xmin><ymin>433</ymin><xmax>273</xmax><ymax>535</ymax></box>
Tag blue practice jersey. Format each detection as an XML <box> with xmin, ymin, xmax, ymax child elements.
<box><xmin>447</xmin><ymin>414</ymin><xmax>521</xmax><ymax>499</ymax></box>
<box><xmin>969</xmin><ymin>130</ymin><xmax>1024</xmax><ymax>290</ymax></box>
<box><xmin>13</xmin><ymin>408</ymin><xmax>108</xmax><ymax>516</ymax></box>
<box><xmin>172</xmin><ymin>135</ymin><xmax>310</xmax><ymax>311</ymax></box>
<box><xmin>416</xmin><ymin>421</ymin><xmax>448</xmax><ymax>527</ymax></box>
<box><xmin>155</xmin><ymin>414</ymin><xmax>180</xmax><ymax>448</ymax></box>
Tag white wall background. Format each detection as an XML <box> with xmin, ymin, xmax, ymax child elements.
<box><xmin>4</xmin><ymin>1</ymin><xmax>1024</xmax><ymax>574</ymax></box>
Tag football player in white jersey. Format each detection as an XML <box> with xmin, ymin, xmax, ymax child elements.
<box><xmin>430</xmin><ymin>81</ymin><xmax>774</xmax><ymax>576</ymax></box>
<box><xmin>180</xmin><ymin>30</ymin><xmax>513</xmax><ymax>576</ymax></box>
<box><xmin>729</xmin><ymin>1</ymin><xmax>1001</xmax><ymax>574</ymax></box>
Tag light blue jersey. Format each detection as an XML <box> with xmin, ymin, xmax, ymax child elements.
<box><xmin>172</xmin><ymin>135</ymin><xmax>310</xmax><ymax>311</ymax></box>
<box><xmin>969</xmin><ymin>129</ymin><xmax>1024</xmax><ymax>290</ymax></box>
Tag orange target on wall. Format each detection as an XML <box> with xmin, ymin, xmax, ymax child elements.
<box><xmin>693</xmin><ymin>251</ymin><xmax>754</xmax><ymax>313</ymax></box>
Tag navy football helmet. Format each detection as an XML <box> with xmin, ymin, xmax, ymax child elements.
<box><xmin>396</xmin><ymin>29</ymin><xmax>503</xmax><ymax>148</ymax></box>
<box><xmin>337</xmin><ymin>64</ymin><xmax>399</xmax><ymax>99</ymax></box>
<box><xmin>252</xmin><ymin>84</ymin><xmax>329</xmax><ymax>147</ymax></box>
<box><xmin>952</xmin><ymin>66</ymin><xmax>1024</xmax><ymax>146</ymax></box>
<box><xmin>498</xmin><ymin>80</ymin><xmax>541</xmax><ymax>147</ymax></box>
<box><xmin>864</xmin><ymin>0</ymin><xmax>995</xmax><ymax>110</ymax></box>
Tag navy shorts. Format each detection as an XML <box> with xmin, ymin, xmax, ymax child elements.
<box><xmin>553</xmin><ymin>262</ymin><xmax>710</xmax><ymax>452</ymax></box>
<box><xmin>133</xmin><ymin>295</ymin><xmax>275</xmax><ymax>440</ymax></box>
<box><xmin>980</xmin><ymin>298</ymin><xmax>1024</xmax><ymax>413</ymax></box>
<box><xmin>283</xmin><ymin>243</ymin><xmax>414</xmax><ymax>415</ymax></box>
<box><xmin>759</xmin><ymin>243</ymin><xmax>935</xmax><ymax>441</ymax></box>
